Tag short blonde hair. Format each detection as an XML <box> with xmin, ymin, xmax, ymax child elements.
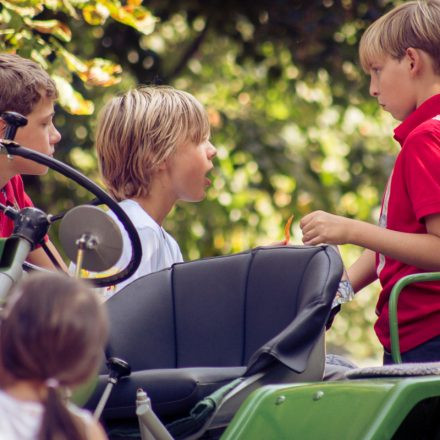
<box><xmin>359</xmin><ymin>0</ymin><xmax>440</xmax><ymax>74</ymax></box>
<box><xmin>96</xmin><ymin>85</ymin><xmax>210</xmax><ymax>200</ymax></box>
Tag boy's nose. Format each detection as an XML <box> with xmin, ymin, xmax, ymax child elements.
<box><xmin>207</xmin><ymin>142</ymin><xmax>217</xmax><ymax>159</ymax></box>
<box><xmin>51</xmin><ymin>125</ymin><xmax>62</xmax><ymax>145</ymax></box>
<box><xmin>369</xmin><ymin>79</ymin><xmax>379</xmax><ymax>97</ymax></box>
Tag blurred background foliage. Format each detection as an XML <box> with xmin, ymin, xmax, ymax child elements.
<box><xmin>0</xmin><ymin>0</ymin><xmax>403</xmax><ymax>365</ymax></box>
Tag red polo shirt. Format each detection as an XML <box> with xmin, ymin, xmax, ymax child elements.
<box><xmin>0</xmin><ymin>174</ymin><xmax>50</xmax><ymax>246</ymax></box>
<box><xmin>374</xmin><ymin>94</ymin><xmax>440</xmax><ymax>353</ymax></box>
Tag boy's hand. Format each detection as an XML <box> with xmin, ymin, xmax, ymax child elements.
<box><xmin>300</xmin><ymin>210</ymin><xmax>352</xmax><ymax>245</ymax></box>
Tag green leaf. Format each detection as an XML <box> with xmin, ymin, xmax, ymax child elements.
<box><xmin>82</xmin><ymin>3</ymin><xmax>109</xmax><ymax>26</ymax></box>
<box><xmin>81</xmin><ymin>57</ymin><xmax>122</xmax><ymax>86</ymax></box>
<box><xmin>56</xmin><ymin>46</ymin><xmax>122</xmax><ymax>86</ymax></box>
<box><xmin>1</xmin><ymin>0</ymin><xmax>43</xmax><ymax>18</ymax></box>
<box><xmin>52</xmin><ymin>74</ymin><xmax>94</xmax><ymax>115</ymax></box>
<box><xmin>98</xmin><ymin>0</ymin><xmax>156</xmax><ymax>35</ymax></box>
<box><xmin>23</xmin><ymin>18</ymin><xmax>72</xmax><ymax>42</ymax></box>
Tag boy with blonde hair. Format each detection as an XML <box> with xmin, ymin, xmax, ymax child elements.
<box><xmin>96</xmin><ymin>85</ymin><xmax>216</xmax><ymax>295</ymax></box>
<box><xmin>300</xmin><ymin>0</ymin><xmax>440</xmax><ymax>364</ymax></box>
<box><xmin>0</xmin><ymin>54</ymin><xmax>65</xmax><ymax>270</ymax></box>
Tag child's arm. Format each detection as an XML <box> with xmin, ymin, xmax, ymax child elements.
<box><xmin>88</xmin><ymin>419</ymin><xmax>108</xmax><ymax>440</ymax></box>
<box><xmin>300</xmin><ymin>210</ymin><xmax>440</xmax><ymax>271</ymax></box>
<box><xmin>346</xmin><ymin>249</ymin><xmax>377</xmax><ymax>293</ymax></box>
<box><xmin>27</xmin><ymin>240</ymin><xmax>68</xmax><ymax>271</ymax></box>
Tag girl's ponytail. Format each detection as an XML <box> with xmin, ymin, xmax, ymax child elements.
<box><xmin>39</xmin><ymin>385</ymin><xmax>85</xmax><ymax>440</ymax></box>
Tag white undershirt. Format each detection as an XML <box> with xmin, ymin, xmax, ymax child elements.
<box><xmin>104</xmin><ymin>199</ymin><xmax>183</xmax><ymax>298</ymax></box>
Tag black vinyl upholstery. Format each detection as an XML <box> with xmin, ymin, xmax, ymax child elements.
<box><xmin>86</xmin><ymin>245</ymin><xmax>342</xmax><ymax>421</ymax></box>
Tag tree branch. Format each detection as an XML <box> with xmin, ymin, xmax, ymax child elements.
<box><xmin>164</xmin><ymin>16</ymin><xmax>211</xmax><ymax>82</ymax></box>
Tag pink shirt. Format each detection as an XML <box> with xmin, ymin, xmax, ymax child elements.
<box><xmin>374</xmin><ymin>94</ymin><xmax>440</xmax><ymax>352</ymax></box>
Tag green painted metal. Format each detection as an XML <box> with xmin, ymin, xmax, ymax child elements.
<box><xmin>71</xmin><ymin>374</ymin><xmax>98</xmax><ymax>406</ymax></box>
<box><xmin>0</xmin><ymin>239</ymin><xmax>6</xmax><ymax>262</ymax></box>
<box><xmin>0</xmin><ymin>236</ymin><xmax>22</xmax><ymax>271</ymax></box>
<box><xmin>0</xmin><ymin>237</ymin><xmax>15</xmax><ymax>269</ymax></box>
<box><xmin>389</xmin><ymin>272</ymin><xmax>440</xmax><ymax>364</ymax></box>
<box><xmin>221</xmin><ymin>377</ymin><xmax>440</xmax><ymax>440</ymax></box>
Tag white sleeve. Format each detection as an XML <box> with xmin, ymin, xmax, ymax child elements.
<box><xmin>138</xmin><ymin>225</ymin><xmax>164</xmax><ymax>274</ymax></box>
<box><xmin>172</xmin><ymin>240</ymin><xmax>184</xmax><ymax>263</ymax></box>
<box><xmin>111</xmin><ymin>226</ymin><xmax>163</xmax><ymax>294</ymax></box>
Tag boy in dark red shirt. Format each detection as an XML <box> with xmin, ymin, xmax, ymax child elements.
<box><xmin>300</xmin><ymin>0</ymin><xmax>440</xmax><ymax>363</ymax></box>
<box><xmin>0</xmin><ymin>54</ymin><xmax>66</xmax><ymax>270</ymax></box>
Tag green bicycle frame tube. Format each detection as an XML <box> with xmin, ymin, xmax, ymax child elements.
<box><xmin>389</xmin><ymin>272</ymin><xmax>440</xmax><ymax>364</ymax></box>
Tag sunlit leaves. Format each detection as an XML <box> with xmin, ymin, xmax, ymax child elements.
<box><xmin>82</xmin><ymin>3</ymin><xmax>110</xmax><ymax>25</ymax></box>
<box><xmin>0</xmin><ymin>0</ymin><xmax>43</xmax><ymax>18</ymax></box>
<box><xmin>95</xmin><ymin>0</ymin><xmax>156</xmax><ymax>35</ymax></box>
<box><xmin>2</xmin><ymin>0</ymin><xmax>152</xmax><ymax>113</ymax></box>
<box><xmin>52</xmin><ymin>75</ymin><xmax>94</xmax><ymax>115</ymax></box>
<box><xmin>23</xmin><ymin>18</ymin><xmax>71</xmax><ymax>41</ymax></box>
<box><xmin>81</xmin><ymin>58</ymin><xmax>122</xmax><ymax>86</ymax></box>
<box><xmin>82</xmin><ymin>0</ymin><xmax>157</xmax><ymax>34</ymax></box>
<box><xmin>57</xmin><ymin>46</ymin><xmax>122</xmax><ymax>86</ymax></box>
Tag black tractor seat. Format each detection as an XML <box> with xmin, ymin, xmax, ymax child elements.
<box><xmin>85</xmin><ymin>245</ymin><xmax>343</xmax><ymax>427</ymax></box>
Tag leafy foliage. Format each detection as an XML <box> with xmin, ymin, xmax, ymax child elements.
<box><xmin>1</xmin><ymin>0</ymin><xmax>404</xmax><ymax>364</ymax></box>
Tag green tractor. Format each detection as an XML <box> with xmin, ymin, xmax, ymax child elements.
<box><xmin>1</xmin><ymin>111</ymin><xmax>440</xmax><ymax>440</ymax></box>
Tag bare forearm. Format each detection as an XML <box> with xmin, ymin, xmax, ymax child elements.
<box><xmin>301</xmin><ymin>210</ymin><xmax>440</xmax><ymax>272</ymax></box>
<box><xmin>27</xmin><ymin>240</ymin><xmax>67</xmax><ymax>271</ymax></box>
<box><xmin>347</xmin><ymin>220</ymin><xmax>440</xmax><ymax>271</ymax></box>
<box><xmin>347</xmin><ymin>248</ymin><xmax>377</xmax><ymax>293</ymax></box>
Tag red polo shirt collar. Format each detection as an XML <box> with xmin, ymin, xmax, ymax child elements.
<box><xmin>394</xmin><ymin>94</ymin><xmax>440</xmax><ymax>146</ymax></box>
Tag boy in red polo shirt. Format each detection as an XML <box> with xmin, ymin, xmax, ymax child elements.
<box><xmin>0</xmin><ymin>54</ymin><xmax>65</xmax><ymax>270</ymax></box>
<box><xmin>300</xmin><ymin>0</ymin><xmax>440</xmax><ymax>364</ymax></box>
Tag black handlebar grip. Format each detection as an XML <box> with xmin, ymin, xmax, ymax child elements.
<box><xmin>106</xmin><ymin>357</ymin><xmax>131</xmax><ymax>381</ymax></box>
<box><xmin>1</xmin><ymin>111</ymin><xmax>28</xmax><ymax>141</ymax></box>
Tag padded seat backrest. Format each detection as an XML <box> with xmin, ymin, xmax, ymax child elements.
<box><xmin>105</xmin><ymin>245</ymin><xmax>342</xmax><ymax>372</ymax></box>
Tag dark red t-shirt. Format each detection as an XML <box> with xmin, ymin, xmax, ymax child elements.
<box><xmin>0</xmin><ymin>174</ymin><xmax>49</xmax><ymax>248</ymax></box>
<box><xmin>0</xmin><ymin>175</ymin><xmax>35</xmax><ymax>238</ymax></box>
<box><xmin>374</xmin><ymin>94</ymin><xmax>440</xmax><ymax>353</ymax></box>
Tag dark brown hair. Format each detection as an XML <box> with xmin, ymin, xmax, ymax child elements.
<box><xmin>0</xmin><ymin>272</ymin><xmax>108</xmax><ymax>440</ymax></box>
<box><xmin>0</xmin><ymin>53</ymin><xmax>58</xmax><ymax>116</ymax></box>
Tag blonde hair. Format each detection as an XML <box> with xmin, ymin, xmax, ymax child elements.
<box><xmin>359</xmin><ymin>0</ymin><xmax>440</xmax><ymax>74</ymax></box>
<box><xmin>96</xmin><ymin>85</ymin><xmax>210</xmax><ymax>201</ymax></box>
<box><xmin>0</xmin><ymin>53</ymin><xmax>58</xmax><ymax>115</ymax></box>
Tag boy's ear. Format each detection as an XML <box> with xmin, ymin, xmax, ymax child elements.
<box><xmin>405</xmin><ymin>47</ymin><xmax>423</xmax><ymax>76</ymax></box>
<box><xmin>157</xmin><ymin>159</ymin><xmax>168</xmax><ymax>171</ymax></box>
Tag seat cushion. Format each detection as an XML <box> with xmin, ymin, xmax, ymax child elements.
<box><xmin>85</xmin><ymin>366</ymin><xmax>246</xmax><ymax>420</ymax></box>
<box><xmin>346</xmin><ymin>362</ymin><xmax>440</xmax><ymax>379</ymax></box>
<box><xmin>94</xmin><ymin>245</ymin><xmax>342</xmax><ymax>422</ymax></box>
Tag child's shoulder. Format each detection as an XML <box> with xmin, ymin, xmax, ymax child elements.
<box><xmin>405</xmin><ymin>116</ymin><xmax>440</xmax><ymax>149</ymax></box>
<box><xmin>110</xmin><ymin>199</ymin><xmax>160</xmax><ymax>231</ymax></box>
